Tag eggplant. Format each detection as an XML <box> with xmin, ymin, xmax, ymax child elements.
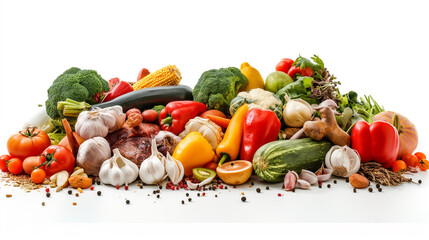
<box><xmin>91</xmin><ymin>85</ymin><xmax>193</xmax><ymax>112</ymax></box>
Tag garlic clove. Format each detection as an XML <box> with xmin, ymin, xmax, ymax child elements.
<box><xmin>297</xmin><ymin>179</ymin><xmax>311</xmax><ymax>189</ymax></box>
<box><xmin>299</xmin><ymin>170</ymin><xmax>318</xmax><ymax>185</ymax></box>
<box><xmin>139</xmin><ymin>138</ymin><xmax>166</xmax><ymax>185</ymax></box>
<box><xmin>284</xmin><ymin>171</ymin><xmax>298</xmax><ymax>191</ymax></box>
<box><xmin>316</xmin><ymin>167</ymin><xmax>333</xmax><ymax>182</ymax></box>
<box><xmin>164</xmin><ymin>152</ymin><xmax>184</xmax><ymax>185</ymax></box>
<box><xmin>186</xmin><ymin>174</ymin><xmax>215</xmax><ymax>190</ymax></box>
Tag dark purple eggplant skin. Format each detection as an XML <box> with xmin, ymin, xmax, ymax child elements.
<box><xmin>91</xmin><ymin>85</ymin><xmax>193</xmax><ymax>112</ymax></box>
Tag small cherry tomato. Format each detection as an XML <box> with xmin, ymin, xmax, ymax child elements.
<box><xmin>142</xmin><ymin>110</ymin><xmax>158</xmax><ymax>123</ymax></box>
<box><xmin>392</xmin><ymin>160</ymin><xmax>407</xmax><ymax>173</ymax></box>
<box><xmin>7</xmin><ymin>158</ymin><xmax>23</xmax><ymax>175</ymax></box>
<box><xmin>0</xmin><ymin>155</ymin><xmax>11</xmax><ymax>172</ymax></box>
<box><xmin>417</xmin><ymin>159</ymin><xmax>429</xmax><ymax>171</ymax></box>
<box><xmin>204</xmin><ymin>162</ymin><xmax>218</xmax><ymax>172</ymax></box>
<box><xmin>31</xmin><ymin>168</ymin><xmax>46</xmax><ymax>184</ymax></box>
<box><xmin>126</xmin><ymin>108</ymin><xmax>141</xmax><ymax>118</ymax></box>
<box><xmin>414</xmin><ymin>152</ymin><xmax>426</xmax><ymax>161</ymax></box>
<box><xmin>402</xmin><ymin>154</ymin><xmax>418</xmax><ymax>168</ymax></box>
<box><xmin>275</xmin><ymin>58</ymin><xmax>294</xmax><ymax>74</ymax></box>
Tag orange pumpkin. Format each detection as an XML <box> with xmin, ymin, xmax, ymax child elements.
<box><xmin>373</xmin><ymin>111</ymin><xmax>418</xmax><ymax>159</ymax></box>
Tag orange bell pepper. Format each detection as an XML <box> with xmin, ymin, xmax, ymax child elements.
<box><xmin>172</xmin><ymin>132</ymin><xmax>215</xmax><ymax>176</ymax></box>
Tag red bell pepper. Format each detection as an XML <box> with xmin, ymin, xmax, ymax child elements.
<box><xmin>137</xmin><ymin>68</ymin><xmax>150</xmax><ymax>81</ymax></box>
<box><xmin>102</xmin><ymin>78</ymin><xmax>134</xmax><ymax>103</ymax></box>
<box><xmin>287</xmin><ymin>66</ymin><xmax>314</xmax><ymax>79</ymax></box>
<box><xmin>351</xmin><ymin>120</ymin><xmax>399</xmax><ymax>168</ymax></box>
<box><xmin>240</xmin><ymin>108</ymin><xmax>281</xmax><ymax>162</ymax></box>
<box><xmin>159</xmin><ymin>101</ymin><xmax>207</xmax><ymax>135</ymax></box>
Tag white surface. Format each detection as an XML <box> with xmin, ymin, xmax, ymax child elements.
<box><xmin>1</xmin><ymin>0</ymin><xmax>429</xmax><ymax>236</ymax></box>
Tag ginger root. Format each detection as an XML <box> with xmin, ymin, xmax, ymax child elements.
<box><xmin>303</xmin><ymin>107</ymin><xmax>350</xmax><ymax>146</ymax></box>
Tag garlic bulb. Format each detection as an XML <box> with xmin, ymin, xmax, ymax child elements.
<box><xmin>325</xmin><ymin>145</ymin><xmax>361</xmax><ymax>177</ymax></box>
<box><xmin>99</xmin><ymin>148</ymin><xmax>139</xmax><ymax>186</ymax></box>
<box><xmin>100</xmin><ymin>106</ymin><xmax>126</xmax><ymax>132</ymax></box>
<box><xmin>282</xmin><ymin>94</ymin><xmax>313</xmax><ymax>127</ymax></box>
<box><xmin>179</xmin><ymin>117</ymin><xmax>223</xmax><ymax>150</ymax></box>
<box><xmin>164</xmin><ymin>152</ymin><xmax>184</xmax><ymax>185</ymax></box>
<box><xmin>76</xmin><ymin>137</ymin><xmax>111</xmax><ymax>176</ymax></box>
<box><xmin>75</xmin><ymin>109</ymin><xmax>117</xmax><ymax>139</ymax></box>
<box><xmin>139</xmin><ymin>138</ymin><xmax>166</xmax><ymax>185</ymax></box>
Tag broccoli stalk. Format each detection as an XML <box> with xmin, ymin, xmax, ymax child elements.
<box><xmin>57</xmin><ymin>98</ymin><xmax>91</xmax><ymax>117</ymax></box>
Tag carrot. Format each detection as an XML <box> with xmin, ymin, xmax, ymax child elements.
<box><xmin>207</xmin><ymin>114</ymin><xmax>231</xmax><ymax>129</ymax></box>
<box><xmin>62</xmin><ymin>118</ymin><xmax>80</xmax><ymax>158</ymax></box>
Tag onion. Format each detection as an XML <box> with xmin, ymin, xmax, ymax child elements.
<box><xmin>373</xmin><ymin>111</ymin><xmax>418</xmax><ymax>159</ymax></box>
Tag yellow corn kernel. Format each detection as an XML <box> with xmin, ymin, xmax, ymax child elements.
<box><xmin>133</xmin><ymin>65</ymin><xmax>182</xmax><ymax>90</ymax></box>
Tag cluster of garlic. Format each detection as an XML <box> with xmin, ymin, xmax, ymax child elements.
<box><xmin>283</xmin><ymin>167</ymin><xmax>332</xmax><ymax>191</ymax></box>
<box><xmin>99</xmin><ymin>148</ymin><xmax>139</xmax><ymax>187</ymax></box>
<box><xmin>139</xmin><ymin>138</ymin><xmax>185</xmax><ymax>185</ymax></box>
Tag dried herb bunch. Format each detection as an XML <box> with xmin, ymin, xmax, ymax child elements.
<box><xmin>358</xmin><ymin>162</ymin><xmax>413</xmax><ymax>186</ymax></box>
<box><xmin>310</xmin><ymin>68</ymin><xmax>341</xmax><ymax>104</ymax></box>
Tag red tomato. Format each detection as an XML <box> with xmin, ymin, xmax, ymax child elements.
<box><xmin>7</xmin><ymin>127</ymin><xmax>51</xmax><ymax>160</ymax></box>
<box><xmin>402</xmin><ymin>154</ymin><xmax>418</xmax><ymax>168</ymax></box>
<box><xmin>418</xmin><ymin>159</ymin><xmax>429</xmax><ymax>171</ymax></box>
<box><xmin>142</xmin><ymin>110</ymin><xmax>158</xmax><ymax>123</ymax></box>
<box><xmin>0</xmin><ymin>155</ymin><xmax>11</xmax><ymax>172</ymax></box>
<box><xmin>39</xmin><ymin>145</ymin><xmax>75</xmax><ymax>177</ymax></box>
<box><xmin>275</xmin><ymin>58</ymin><xmax>294</xmax><ymax>74</ymax></box>
<box><xmin>7</xmin><ymin>158</ymin><xmax>23</xmax><ymax>174</ymax></box>
<box><xmin>392</xmin><ymin>160</ymin><xmax>407</xmax><ymax>172</ymax></box>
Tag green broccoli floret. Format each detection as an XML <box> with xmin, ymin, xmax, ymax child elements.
<box><xmin>45</xmin><ymin>67</ymin><xmax>109</xmax><ymax>119</ymax></box>
<box><xmin>152</xmin><ymin>105</ymin><xmax>165</xmax><ymax>114</ymax></box>
<box><xmin>193</xmin><ymin>67</ymin><xmax>248</xmax><ymax>114</ymax></box>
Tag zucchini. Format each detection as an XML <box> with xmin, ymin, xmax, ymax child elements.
<box><xmin>91</xmin><ymin>85</ymin><xmax>193</xmax><ymax>112</ymax></box>
<box><xmin>252</xmin><ymin>138</ymin><xmax>332</xmax><ymax>183</ymax></box>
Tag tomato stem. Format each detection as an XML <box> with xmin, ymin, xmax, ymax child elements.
<box><xmin>38</xmin><ymin>149</ymin><xmax>57</xmax><ymax>169</ymax></box>
<box><xmin>19</xmin><ymin>127</ymin><xmax>40</xmax><ymax>138</ymax></box>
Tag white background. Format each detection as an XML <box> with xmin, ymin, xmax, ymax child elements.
<box><xmin>1</xmin><ymin>0</ymin><xmax>428</xmax><ymax>238</ymax></box>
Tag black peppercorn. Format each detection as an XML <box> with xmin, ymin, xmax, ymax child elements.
<box><xmin>186</xmin><ymin>193</ymin><xmax>189</xmax><ymax>197</ymax></box>
<box><xmin>333</xmin><ymin>180</ymin><xmax>337</xmax><ymax>184</ymax></box>
<box><xmin>159</xmin><ymin>186</ymin><xmax>162</xmax><ymax>189</ymax></box>
<box><xmin>418</xmin><ymin>180</ymin><xmax>422</xmax><ymax>184</ymax></box>
<box><xmin>353</xmin><ymin>188</ymin><xmax>356</xmax><ymax>193</ymax></box>
<box><xmin>368</xmin><ymin>188</ymin><xmax>373</xmax><ymax>192</ymax></box>
<box><xmin>153</xmin><ymin>190</ymin><xmax>157</xmax><ymax>194</ymax></box>
<box><xmin>75</xmin><ymin>193</ymin><xmax>79</xmax><ymax>197</ymax></box>
<box><xmin>68</xmin><ymin>190</ymin><xmax>72</xmax><ymax>195</ymax></box>
<box><xmin>181</xmin><ymin>200</ymin><xmax>185</xmax><ymax>204</ymax></box>
<box><xmin>215</xmin><ymin>195</ymin><xmax>218</xmax><ymax>197</ymax></box>
<box><xmin>126</xmin><ymin>200</ymin><xmax>130</xmax><ymax>204</ymax></box>
<box><xmin>46</xmin><ymin>192</ymin><xmax>51</xmax><ymax>198</ymax></box>
<box><xmin>266</xmin><ymin>186</ymin><xmax>270</xmax><ymax>190</ymax></box>
<box><xmin>139</xmin><ymin>185</ymin><xmax>143</xmax><ymax>189</ymax></box>
<box><xmin>97</xmin><ymin>191</ymin><xmax>102</xmax><ymax>196</ymax></box>
<box><xmin>231</xmin><ymin>162</ymin><xmax>234</xmax><ymax>166</ymax></box>
<box><xmin>96</xmin><ymin>180</ymin><xmax>100</xmax><ymax>185</ymax></box>
<box><xmin>188</xmin><ymin>198</ymin><xmax>192</xmax><ymax>202</ymax></box>
<box><xmin>378</xmin><ymin>188</ymin><xmax>382</xmax><ymax>192</ymax></box>
<box><xmin>251</xmin><ymin>182</ymin><xmax>254</xmax><ymax>186</ymax></box>
<box><xmin>346</xmin><ymin>178</ymin><xmax>349</xmax><ymax>183</ymax></box>
<box><xmin>157</xmin><ymin>195</ymin><xmax>160</xmax><ymax>199</ymax></box>
<box><xmin>241</xmin><ymin>196</ymin><xmax>246</xmax><ymax>202</ymax></box>
<box><xmin>376</xmin><ymin>183</ymin><xmax>381</xmax><ymax>188</ymax></box>
<box><xmin>318</xmin><ymin>185</ymin><xmax>322</xmax><ymax>188</ymax></box>
<box><xmin>256</xmin><ymin>188</ymin><xmax>261</xmax><ymax>193</ymax></box>
<box><xmin>225</xmin><ymin>186</ymin><xmax>228</xmax><ymax>190</ymax></box>
<box><xmin>197</xmin><ymin>193</ymin><xmax>200</xmax><ymax>197</ymax></box>
<box><xmin>292</xmin><ymin>189</ymin><xmax>295</xmax><ymax>192</ymax></box>
<box><xmin>327</xmin><ymin>184</ymin><xmax>331</xmax><ymax>188</ymax></box>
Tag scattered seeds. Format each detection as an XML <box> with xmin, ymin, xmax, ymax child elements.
<box><xmin>376</xmin><ymin>183</ymin><xmax>381</xmax><ymax>188</ymax></box>
<box><xmin>202</xmin><ymin>192</ymin><xmax>206</xmax><ymax>196</ymax></box>
<box><xmin>68</xmin><ymin>190</ymin><xmax>72</xmax><ymax>195</ymax></box>
<box><xmin>75</xmin><ymin>193</ymin><xmax>79</xmax><ymax>197</ymax></box>
<box><xmin>256</xmin><ymin>188</ymin><xmax>261</xmax><ymax>193</ymax></box>
<box><xmin>181</xmin><ymin>200</ymin><xmax>185</xmax><ymax>204</ymax></box>
<box><xmin>77</xmin><ymin>187</ymin><xmax>83</xmax><ymax>193</ymax></box>
<box><xmin>126</xmin><ymin>200</ymin><xmax>130</xmax><ymax>204</ymax></box>
<box><xmin>241</xmin><ymin>196</ymin><xmax>246</xmax><ymax>202</ymax></box>
<box><xmin>186</xmin><ymin>193</ymin><xmax>189</xmax><ymax>197</ymax></box>
<box><xmin>327</xmin><ymin>184</ymin><xmax>331</xmax><ymax>188</ymax></box>
<box><xmin>45</xmin><ymin>188</ymin><xmax>50</xmax><ymax>193</ymax></box>
<box><xmin>159</xmin><ymin>185</ymin><xmax>162</xmax><ymax>189</ymax></box>
<box><xmin>188</xmin><ymin>198</ymin><xmax>192</xmax><ymax>202</ymax></box>
<box><xmin>6</xmin><ymin>194</ymin><xmax>12</xmax><ymax>198</ymax></box>
<box><xmin>157</xmin><ymin>195</ymin><xmax>160</xmax><ymax>199</ymax></box>
<box><xmin>277</xmin><ymin>193</ymin><xmax>282</xmax><ymax>197</ymax></box>
<box><xmin>346</xmin><ymin>178</ymin><xmax>349</xmax><ymax>183</ymax></box>
<box><xmin>368</xmin><ymin>188</ymin><xmax>373</xmax><ymax>192</ymax></box>
<box><xmin>124</xmin><ymin>186</ymin><xmax>128</xmax><ymax>190</ymax></box>
<box><xmin>251</xmin><ymin>182</ymin><xmax>254</xmax><ymax>186</ymax></box>
<box><xmin>41</xmin><ymin>202</ymin><xmax>45</xmax><ymax>206</ymax></box>
<box><xmin>353</xmin><ymin>188</ymin><xmax>356</xmax><ymax>193</ymax></box>
<box><xmin>197</xmin><ymin>193</ymin><xmax>200</xmax><ymax>197</ymax></box>
<box><xmin>319</xmin><ymin>185</ymin><xmax>322</xmax><ymax>188</ymax></box>
<box><xmin>139</xmin><ymin>185</ymin><xmax>143</xmax><ymax>189</ymax></box>
<box><xmin>378</xmin><ymin>188</ymin><xmax>382</xmax><ymax>192</ymax></box>
<box><xmin>215</xmin><ymin>195</ymin><xmax>218</xmax><ymax>197</ymax></box>
<box><xmin>46</xmin><ymin>192</ymin><xmax>51</xmax><ymax>198</ymax></box>
<box><xmin>97</xmin><ymin>191</ymin><xmax>102</xmax><ymax>196</ymax></box>
<box><xmin>291</xmin><ymin>189</ymin><xmax>295</xmax><ymax>192</ymax></box>
<box><xmin>73</xmin><ymin>202</ymin><xmax>77</xmax><ymax>206</ymax></box>
<box><xmin>418</xmin><ymin>180</ymin><xmax>422</xmax><ymax>184</ymax></box>
<box><xmin>333</xmin><ymin>180</ymin><xmax>337</xmax><ymax>184</ymax></box>
<box><xmin>266</xmin><ymin>186</ymin><xmax>270</xmax><ymax>190</ymax></box>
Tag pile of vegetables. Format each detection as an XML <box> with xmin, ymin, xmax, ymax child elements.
<box><xmin>0</xmin><ymin>56</ymin><xmax>426</xmax><ymax>196</ymax></box>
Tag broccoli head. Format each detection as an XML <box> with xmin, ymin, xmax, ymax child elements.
<box><xmin>45</xmin><ymin>67</ymin><xmax>109</xmax><ymax>119</ymax></box>
<box><xmin>193</xmin><ymin>67</ymin><xmax>248</xmax><ymax>114</ymax></box>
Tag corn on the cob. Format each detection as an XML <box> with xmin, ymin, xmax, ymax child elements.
<box><xmin>133</xmin><ymin>65</ymin><xmax>182</xmax><ymax>90</ymax></box>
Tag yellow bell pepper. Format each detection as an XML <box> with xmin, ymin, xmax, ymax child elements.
<box><xmin>240</xmin><ymin>62</ymin><xmax>265</xmax><ymax>92</ymax></box>
<box><xmin>216</xmin><ymin>104</ymin><xmax>248</xmax><ymax>166</ymax></box>
<box><xmin>173</xmin><ymin>132</ymin><xmax>215</xmax><ymax>177</ymax></box>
